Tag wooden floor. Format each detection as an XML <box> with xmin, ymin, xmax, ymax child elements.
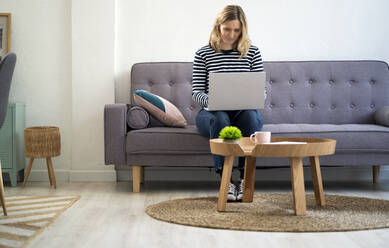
<box><xmin>4</xmin><ymin>179</ymin><xmax>389</xmax><ymax>248</ymax></box>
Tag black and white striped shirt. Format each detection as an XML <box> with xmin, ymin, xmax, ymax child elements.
<box><xmin>192</xmin><ymin>44</ymin><xmax>264</xmax><ymax>108</ymax></box>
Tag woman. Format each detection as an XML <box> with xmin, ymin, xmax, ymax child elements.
<box><xmin>192</xmin><ymin>5</ymin><xmax>265</xmax><ymax>202</ymax></box>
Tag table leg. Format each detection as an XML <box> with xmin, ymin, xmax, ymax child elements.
<box><xmin>242</xmin><ymin>157</ymin><xmax>256</xmax><ymax>203</ymax></box>
<box><xmin>310</xmin><ymin>156</ymin><xmax>325</xmax><ymax>206</ymax></box>
<box><xmin>217</xmin><ymin>156</ymin><xmax>234</xmax><ymax>212</ymax></box>
<box><xmin>290</xmin><ymin>157</ymin><xmax>306</xmax><ymax>216</ymax></box>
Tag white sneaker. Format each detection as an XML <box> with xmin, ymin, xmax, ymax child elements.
<box><xmin>237</xmin><ymin>179</ymin><xmax>244</xmax><ymax>201</ymax></box>
<box><xmin>227</xmin><ymin>182</ymin><xmax>237</xmax><ymax>202</ymax></box>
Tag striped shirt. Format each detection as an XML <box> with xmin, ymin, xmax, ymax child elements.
<box><xmin>192</xmin><ymin>44</ymin><xmax>264</xmax><ymax>108</ymax></box>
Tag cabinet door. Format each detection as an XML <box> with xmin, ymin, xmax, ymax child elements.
<box><xmin>0</xmin><ymin>107</ymin><xmax>13</xmax><ymax>169</ymax></box>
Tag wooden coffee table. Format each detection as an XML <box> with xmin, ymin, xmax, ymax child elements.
<box><xmin>210</xmin><ymin>137</ymin><xmax>336</xmax><ymax>215</ymax></box>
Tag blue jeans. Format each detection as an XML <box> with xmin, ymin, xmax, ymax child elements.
<box><xmin>195</xmin><ymin>109</ymin><xmax>264</xmax><ymax>176</ymax></box>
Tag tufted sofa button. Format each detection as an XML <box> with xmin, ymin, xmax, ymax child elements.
<box><xmin>308</xmin><ymin>79</ymin><xmax>313</xmax><ymax>84</ymax></box>
<box><xmin>370</xmin><ymin>104</ymin><xmax>375</xmax><ymax>108</ymax></box>
<box><xmin>350</xmin><ymin>79</ymin><xmax>356</xmax><ymax>84</ymax></box>
<box><xmin>331</xmin><ymin>105</ymin><xmax>336</xmax><ymax>110</ymax></box>
<box><xmin>270</xmin><ymin>103</ymin><xmax>274</xmax><ymax>108</ymax></box>
<box><xmin>350</xmin><ymin>103</ymin><xmax>356</xmax><ymax>108</ymax></box>
<box><xmin>329</xmin><ymin>79</ymin><xmax>334</xmax><ymax>84</ymax></box>
<box><xmin>169</xmin><ymin>81</ymin><xmax>174</xmax><ymax>86</ymax></box>
<box><xmin>289</xmin><ymin>79</ymin><xmax>294</xmax><ymax>84</ymax></box>
<box><xmin>290</xmin><ymin>103</ymin><xmax>294</xmax><ymax>108</ymax></box>
<box><xmin>189</xmin><ymin>106</ymin><xmax>194</xmax><ymax>110</ymax></box>
<box><xmin>148</xmin><ymin>81</ymin><xmax>154</xmax><ymax>87</ymax></box>
<box><xmin>269</xmin><ymin>80</ymin><xmax>273</xmax><ymax>85</ymax></box>
<box><xmin>370</xmin><ymin>80</ymin><xmax>375</xmax><ymax>85</ymax></box>
<box><xmin>310</xmin><ymin>103</ymin><xmax>315</xmax><ymax>108</ymax></box>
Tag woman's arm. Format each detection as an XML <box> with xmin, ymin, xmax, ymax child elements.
<box><xmin>192</xmin><ymin>51</ymin><xmax>209</xmax><ymax>108</ymax></box>
<box><xmin>251</xmin><ymin>48</ymin><xmax>266</xmax><ymax>99</ymax></box>
<box><xmin>251</xmin><ymin>48</ymin><xmax>264</xmax><ymax>72</ymax></box>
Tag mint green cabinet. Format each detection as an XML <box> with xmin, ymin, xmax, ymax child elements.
<box><xmin>0</xmin><ymin>103</ymin><xmax>25</xmax><ymax>186</ymax></box>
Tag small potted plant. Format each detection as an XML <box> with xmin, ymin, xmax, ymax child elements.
<box><xmin>218</xmin><ymin>126</ymin><xmax>243</xmax><ymax>142</ymax></box>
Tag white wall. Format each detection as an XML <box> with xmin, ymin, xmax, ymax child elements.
<box><xmin>1</xmin><ymin>0</ymin><xmax>388</xmax><ymax>183</ymax></box>
<box><xmin>71</xmin><ymin>0</ymin><xmax>116</xmax><ymax>181</ymax></box>
<box><xmin>116</xmin><ymin>0</ymin><xmax>389</xmax><ymax>103</ymax></box>
<box><xmin>1</xmin><ymin>0</ymin><xmax>73</xmax><ymax>177</ymax></box>
<box><xmin>1</xmin><ymin>0</ymin><xmax>116</xmax><ymax>182</ymax></box>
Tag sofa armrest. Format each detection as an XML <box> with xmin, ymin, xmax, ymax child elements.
<box><xmin>375</xmin><ymin>106</ymin><xmax>389</xmax><ymax>127</ymax></box>
<box><xmin>104</xmin><ymin>104</ymin><xmax>128</xmax><ymax>165</ymax></box>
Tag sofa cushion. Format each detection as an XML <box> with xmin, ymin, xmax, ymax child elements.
<box><xmin>134</xmin><ymin>90</ymin><xmax>187</xmax><ymax>127</ymax></box>
<box><xmin>127</xmin><ymin>125</ymin><xmax>209</xmax><ymax>154</ymax></box>
<box><xmin>127</xmin><ymin>124</ymin><xmax>389</xmax><ymax>155</ymax></box>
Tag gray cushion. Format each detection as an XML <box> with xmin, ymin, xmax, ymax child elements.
<box><xmin>127</xmin><ymin>106</ymin><xmax>149</xmax><ymax>129</ymax></box>
<box><xmin>127</xmin><ymin>125</ymin><xmax>209</xmax><ymax>155</ymax></box>
<box><xmin>375</xmin><ymin>106</ymin><xmax>389</xmax><ymax>127</ymax></box>
<box><xmin>127</xmin><ymin>124</ymin><xmax>389</xmax><ymax>155</ymax></box>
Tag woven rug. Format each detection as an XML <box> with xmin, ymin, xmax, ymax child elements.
<box><xmin>0</xmin><ymin>195</ymin><xmax>80</xmax><ymax>248</ymax></box>
<box><xmin>146</xmin><ymin>193</ymin><xmax>389</xmax><ymax>232</ymax></box>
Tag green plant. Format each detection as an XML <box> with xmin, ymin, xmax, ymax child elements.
<box><xmin>218</xmin><ymin>126</ymin><xmax>242</xmax><ymax>140</ymax></box>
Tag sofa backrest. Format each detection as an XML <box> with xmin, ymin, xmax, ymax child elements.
<box><xmin>130</xmin><ymin>61</ymin><xmax>389</xmax><ymax>125</ymax></box>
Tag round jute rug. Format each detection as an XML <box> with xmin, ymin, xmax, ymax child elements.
<box><xmin>145</xmin><ymin>193</ymin><xmax>389</xmax><ymax>232</ymax></box>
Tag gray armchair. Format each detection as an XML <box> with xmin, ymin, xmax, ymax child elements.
<box><xmin>0</xmin><ymin>53</ymin><xmax>17</xmax><ymax>215</ymax></box>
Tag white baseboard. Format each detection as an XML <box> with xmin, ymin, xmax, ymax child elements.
<box><xmin>26</xmin><ymin>169</ymin><xmax>117</xmax><ymax>182</ymax></box>
<box><xmin>117</xmin><ymin>166</ymin><xmax>389</xmax><ymax>182</ymax></box>
<box><xmin>69</xmin><ymin>170</ymin><xmax>117</xmax><ymax>182</ymax></box>
<box><xmin>14</xmin><ymin>166</ymin><xmax>389</xmax><ymax>183</ymax></box>
<box><xmin>26</xmin><ymin>170</ymin><xmax>70</xmax><ymax>182</ymax></box>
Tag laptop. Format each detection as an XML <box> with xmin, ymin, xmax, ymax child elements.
<box><xmin>205</xmin><ymin>71</ymin><xmax>266</xmax><ymax>111</ymax></box>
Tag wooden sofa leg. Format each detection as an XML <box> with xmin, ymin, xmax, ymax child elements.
<box><xmin>373</xmin><ymin>165</ymin><xmax>380</xmax><ymax>184</ymax></box>
<box><xmin>132</xmin><ymin>166</ymin><xmax>142</xmax><ymax>192</ymax></box>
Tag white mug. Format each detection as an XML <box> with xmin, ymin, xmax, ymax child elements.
<box><xmin>250</xmin><ymin>131</ymin><xmax>271</xmax><ymax>144</ymax></box>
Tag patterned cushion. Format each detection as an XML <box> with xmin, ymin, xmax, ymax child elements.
<box><xmin>133</xmin><ymin>90</ymin><xmax>187</xmax><ymax>127</ymax></box>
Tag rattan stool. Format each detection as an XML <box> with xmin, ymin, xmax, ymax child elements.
<box><xmin>22</xmin><ymin>126</ymin><xmax>61</xmax><ymax>188</ymax></box>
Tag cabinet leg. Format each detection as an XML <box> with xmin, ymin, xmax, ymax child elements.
<box><xmin>22</xmin><ymin>158</ymin><xmax>34</xmax><ymax>188</ymax></box>
<box><xmin>9</xmin><ymin>171</ymin><xmax>17</xmax><ymax>187</ymax></box>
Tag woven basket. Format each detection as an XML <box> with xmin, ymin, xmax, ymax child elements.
<box><xmin>24</xmin><ymin>126</ymin><xmax>61</xmax><ymax>158</ymax></box>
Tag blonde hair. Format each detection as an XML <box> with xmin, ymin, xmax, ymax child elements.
<box><xmin>209</xmin><ymin>5</ymin><xmax>251</xmax><ymax>58</ymax></box>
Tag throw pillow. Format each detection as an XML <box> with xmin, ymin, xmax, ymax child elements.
<box><xmin>133</xmin><ymin>90</ymin><xmax>187</xmax><ymax>127</ymax></box>
<box><xmin>127</xmin><ymin>106</ymin><xmax>150</xmax><ymax>129</ymax></box>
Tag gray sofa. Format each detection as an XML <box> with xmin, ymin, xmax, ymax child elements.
<box><xmin>104</xmin><ymin>61</ymin><xmax>389</xmax><ymax>192</ymax></box>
